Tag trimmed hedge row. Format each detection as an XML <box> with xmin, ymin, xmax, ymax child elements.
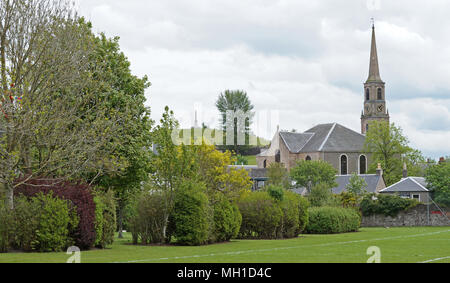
<box><xmin>360</xmin><ymin>193</ymin><xmax>419</xmax><ymax>217</ymax></box>
<box><xmin>305</xmin><ymin>206</ymin><xmax>361</xmax><ymax>234</ymax></box>
<box><xmin>237</xmin><ymin>190</ymin><xmax>309</xmax><ymax>239</ymax></box>
<box><xmin>0</xmin><ymin>180</ymin><xmax>117</xmax><ymax>253</ymax></box>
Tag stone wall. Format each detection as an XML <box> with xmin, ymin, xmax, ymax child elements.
<box><xmin>361</xmin><ymin>204</ymin><xmax>450</xmax><ymax>227</ymax></box>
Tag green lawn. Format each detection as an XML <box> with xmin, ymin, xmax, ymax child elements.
<box><xmin>0</xmin><ymin>227</ymin><xmax>449</xmax><ymax>263</ymax></box>
<box><xmin>243</xmin><ymin>155</ymin><xmax>257</xmax><ymax>165</ymax></box>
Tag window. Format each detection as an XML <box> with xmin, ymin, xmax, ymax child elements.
<box><xmin>359</xmin><ymin>155</ymin><xmax>367</xmax><ymax>174</ymax></box>
<box><xmin>275</xmin><ymin>150</ymin><xmax>281</xmax><ymax>163</ymax></box>
<box><xmin>366</xmin><ymin>89</ymin><xmax>370</xmax><ymax>101</ymax></box>
<box><xmin>366</xmin><ymin>124</ymin><xmax>369</xmax><ymax>132</ymax></box>
<box><xmin>377</xmin><ymin>88</ymin><xmax>382</xmax><ymax>100</ymax></box>
<box><xmin>412</xmin><ymin>194</ymin><xmax>420</xmax><ymax>201</ymax></box>
<box><xmin>263</xmin><ymin>160</ymin><xmax>267</xmax><ymax>168</ymax></box>
<box><xmin>340</xmin><ymin>155</ymin><xmax>348</xmax><ymax>175</ymax></box>
<box><xmin>306</xmin><ymin>156</ymin><xmax>312</xmax><ymax>161</ymax></box>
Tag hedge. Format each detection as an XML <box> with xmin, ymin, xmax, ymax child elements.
<box><xmin>360</xmin><ymin>194</ymin><xmax>420</xmax><ymax>217</ymax></box>
<box><xmin>15</xmin><ymin>180</ymin><xmax>97</xmax><ymax>249</ymax></box>
<box><xmin>210</xmin><ymin>194</ymin><xmax>242</xmax><ymax>243</ymax></box>
<box><xmin>305</xmin><ymin>206</ymin><xmax>361</xmax><ymax>234</ymax></box>
<box><xmin>172</xmin><ymin>181</ymin><xmax>210</xmax><ymax>246</ymax></box>
<box><xmin>94</xmin><ymin>190</ymin><xmax>117</xmax><ymax>248</ymax></box>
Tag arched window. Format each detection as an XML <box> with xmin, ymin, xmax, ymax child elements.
<box><xmin>263</xmin><ymin>160</ymin><xmax>267</xmax><ymax>168</ymax></box>
<box><xmin>377</xmin><ymin>88</ymin><xmax>382</xmax><ymax>100</ymax></box>
<box><xmin>359</xmin><ymin>155</ymin><xmax>367</xmax><ymax>174</ymax></box>
<box><xmin>340</xmin><ymin>155</ymin><xmax>348</xmax><ymax>175</ymax></box>
<box><xmin>366</xmin><ymin>124</ymin><xmax>369</xmax><ymax>132</ymax></box>
<box><xmin>306</xmin><ymin>156</ymin><xmax>312</xmax><ymax>161</ymax></box>
<box><xmin>366</xmin><ymin>89</ymin><xmax>370</xmax><ymax>101</ymax></box>
<box><xmin>275</xmin><ymin>150</ymin><xmax>281</xmax><ymax>163</ymax></box>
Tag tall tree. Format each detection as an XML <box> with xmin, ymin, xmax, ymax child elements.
<box><xmin>87</xmin><ymin>32</ymin><xmax>153</xmax><ymax>238</ymax></box>
<box><xmin>426</xmin><ymin>159</ymin><xmax>450</xmax><ymax>207</ymax></box>
<box><xmin>363</xmin><ymin>121</ymin><xmax>425</xmax><ymax>186</ymax></box>
<box><xmin>0</xmin><ymin>1</ymin><xmax>130</xmax><ymax>208</ymax></box>
<box><xmin>215</xmin><ymin>90</ymin><xmax>254</xmax><ymax>155</ymax></box>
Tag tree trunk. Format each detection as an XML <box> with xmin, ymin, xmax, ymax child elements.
<box><xmin>117</xmin><ymin>204</ymin><xmax>124</xmax><ymax>239</ymax></box>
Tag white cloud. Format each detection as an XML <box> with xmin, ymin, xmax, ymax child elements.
<box><xmin>77</xmin><ymin>0</ymin><xmax>450</xmax><ymax>159</ymax></box>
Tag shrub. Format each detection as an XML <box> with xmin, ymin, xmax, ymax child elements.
<box><xmin>237</xmin><ymin>191</ymin><xmax>283</xmax><ymax>239</ymax></box>
<box><xmin>279</xmin><ymin>191</ymin><xmax>300</xmax><ymax>238</ymax></box>
<box><xmin>267</xmin><ymin>185</ymin><xmax>284</xmax><ymax>201</ymax></box>
<box><xmin>210</xmin><ymin>195</ymin><xmax>242</xmax><ymax>243</ymax></box>
<box><xmin>93</xmin><ymin>190</ymin><xmax>116</xmax><ymax>248</ymax></box>
<box><xmin>15</xmin><ymin>180</ymin><xmax>96</xmax><ymax>249</ymax></box>
<box><xmin>31</xmin><ymin>192</ymin><xmax>74</xmax><ymax>252</ymax></box>
<box><xmin>306</xmin><ymin>207</ymin><xmax>361</xmax><ymax>234</ymax></box>
<box><xmin>308</xmin><ymin>182</ymin><xmax>340</xmax><ymax>207</ymax></box>
<box><xmin>11</xmin><ymin>195</ymin><xmax>41</xmax><ymax>251</ymax></box>
<box><xmin>129</xmin><ymin>192</ymin><xmax>167</xmax><ymax>245</ymax></box>
<box><xmin>0</xmin><ymin>200</ymin><xmax>13</xmax><ymax>253</ymax></box>
<box><xmin>296</xmin><ymin>196</ymin><xmax>310</xmax><ymax>235</ymax></box>
<box><xmin>360</xmin><ymin>194</ymin><xmax>419</xmax><ymax>217</ymax></box>
<box><xmin>172</xmin><ymin>181</ymin><xmax>210</xmax><ymax>246</ymax></box>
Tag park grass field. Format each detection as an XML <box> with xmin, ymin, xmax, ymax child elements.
<box><xmin>0</xmin><ymin>227</ymin><xmax>448</xmax><ymax>263</ymax></box>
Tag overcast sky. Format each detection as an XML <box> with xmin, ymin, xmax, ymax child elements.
<box><xmin>76</xmin><ymin>0</ymin><xmax>450</xmax><ymax>159</ymax></box>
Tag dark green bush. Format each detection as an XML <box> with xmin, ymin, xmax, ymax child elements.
<box><xmin>360</xmin><ymin>194</ymin><xmax>419</xmax><ymax>217</ymax></box>
<box><xmin>0</xmin><ymin>200</ymin><xmax>13</xmax><ymax>253</ymax></box>
<box><xmin>237</xmin><ymin>191</ymin><xmax>283</xmax><ymax>239</ymax></box>
<box><xmin>306</xmin><ymin>206</ymin><xmax>360</xmax><ymax>234</ymax></box>
<box><xmin>279</xmin><ymin>191</ymin><xmax>300</xmax><ymax>238</ymax></box>
<box><xmin>172</xmin><ymin>181</ymin><xmax>210</xmax><ymax>246</ymax></box>
<box><xmin>94</xmin><ymin>190</ymin><xmax>117</xmax><ymax>248</ymax></box>
<box><xmin>297</xmin><ymin>196</ymin><xmax>310</xmax><ymax>235</ymax></box>
<box><xmin>11</xmin><ymin>196</ymin><xmax>40</xmax><ymax>252</ymax></box>
<box><xmin>267</xmin><ymin>185</ymin><xmax>284</xmax><ymax>201</ymax></box>
<box><xmin>210</xmin><ymin>195</ymin><xmax>242</xmax><ymax>243</ymax></box>
<box><xmin>129</xmin><ymin>192</ymin><xmax>167</xmax><ymax>245</ymax></box>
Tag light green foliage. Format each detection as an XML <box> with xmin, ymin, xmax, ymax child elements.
<box><xmin>93</xmin><ymin>190</ymin><xmax>117</xmax><ymax>248</ymax></box>
<box><xmin>210</xmin><ymin>194</ymin><xmax>242</xmax><ymax>243</ymax></box>
<box><xmin>280</xmin><ymin>191</ymin><xmax>301</xmax><ymax>238</ymax></box>
<box><xmin>346</xmin><ymin>173</ymin><xmax>368</xmax><ymax>196</ymax></box>
<box><xmin>306</xmin><ymin>207</ymin><xmax>361</xmax><ymax>234</ymax></box>
<box><xmin>426</xmin><ymin>160</ymin><xmax>450</xmax><ymax>207</ymax></box>
<box><xmin>308</xmin><ymin>182</ymin><xmax>340</xmax><ymax>208</ymax></box>
<box><xmin>364</xmin><ymin>121</ymin><xmax>425</xmax><ymax>186</ymax></box>
<box><xmin>290</xmin><ymin>160</ymin><xmax>337</xmax><ymax>190</ymax></box>
<box><xmin>297</xmin><ymin>196</ymin><xmax>310</xmax><ymax>234</ymax></box>
<box><xmin>266</xmin><ymin>185</ymin><xmax>285</xmax><ymax>201</ymax></box>
<box><xmin>267</xmin><ymin>162</ymin><xmax>291</xmax><ymax>189</ymax></box>
<box><xmin>172</xmin><ymin>181</ymin><xmax>210</xmax><ymax>246</ymax></box>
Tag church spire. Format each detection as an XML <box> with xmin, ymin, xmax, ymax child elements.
<box><xmin>367</xmin><ymin>23</ymin><xmax>383</xmax><ymax>83</ymax></box>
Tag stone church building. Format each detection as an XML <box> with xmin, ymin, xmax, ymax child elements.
<box><xmin>257</xmin><ymin>25</ymin><xmax>389</xmax><ymax>175</ymax></box>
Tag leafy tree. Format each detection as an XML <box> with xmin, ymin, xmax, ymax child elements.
<box><xmin>195</xmin><ymin>143</ymin><xmax>252</xmax><ymax>202</ymax></box>
<box><xmin>346</xmin><ymin>173</ymin><xmax>368</xmax><ymax>196</ymax></box>
<box><xmin>426</xmin><ymin>160</ymin><xmax>450</xmax><ymax>207</ymax></box>
<box><xmin>267</xmin><ymin>162</ymin><xmax>291</xmax><ymax>189</ymax></box>
<box><xmin>147</xmin><ymin>107</ymin><xmax>198</xmax><ymax>241</ymax></box>
<box><xmin>216</xmin><ymin>90</ymin><xmax>254</xmax><ymax>155</ymax></box>
<box><xmin>290</xmin><ymin>160</ymin><xmax>337</xmax><ymax>192</ymax></box>
<box><xmin>0</xmin><ymin>2</ymin><xmax>126</xmax><ymax>208</ymax></box>
<box><xmin>308</xmin><ymin>182</ymin><xmax>339</xmax><ymax>207</ymax></box>
<box><xmin>87</xmin><ymin>31</ymin><xmax>153</xmax><ymax>238</ymax></box>
<box><xmin>364</xmin><ymin>121</ymin><xmax>425</xmax><ymax>186</ymax></box>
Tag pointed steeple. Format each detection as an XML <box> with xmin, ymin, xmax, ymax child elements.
<box><xmin>367</xmin><ymin>23</ymin><xmax>383</xmax><ymax>83</ymax></box>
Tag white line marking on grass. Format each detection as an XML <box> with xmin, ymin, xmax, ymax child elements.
<box><xmin>419</xmin><ymin>256</ymin><xmax>450</xmax><ymax>263</ymax></box>
<box><xmin>113</xmin><ymin>229</ymin><xmax>450</xmax><ymax>263</ymax></box>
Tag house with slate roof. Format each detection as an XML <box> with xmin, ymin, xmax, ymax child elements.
<box><xmin>257</xmin><ymin>24</ymin><xmax>390</xmax><ymax>177</ymax></box>
<box><xmin>380</xmin><ymin>177</ymin><xmax>431</xmax><ymax>203</ymax></box>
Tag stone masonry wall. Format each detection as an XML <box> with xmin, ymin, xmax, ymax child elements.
<box><xmin>361</xmin><ymin>204</ymin><xmax>450</xmax><ymax>227</ymax></box>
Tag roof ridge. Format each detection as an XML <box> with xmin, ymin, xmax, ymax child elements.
<box><xmin>297</xmin><ymin>133</ymin><xmax>315</xmax><ymax>153</ymax></box>
<box><xmin>409</xmin><ymin>177</ymin><xmax>429</xmax><ymax>192</ymax></box>
<box><xmin>318</xmin><ymin>123</ymin><xmax>337</xmax><ymax>151</ymax></box>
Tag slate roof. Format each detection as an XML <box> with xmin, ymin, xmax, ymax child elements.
<box><xmin>228</xmin><ymin>166</ymin><xmax>268</xmax><ymax>180</ymax></box>
<box><xmin>380</xmin><ymin>177</ymin><xmax>429</xmax><ymax>193</ymax></box>
<box><xmin>332</xmin><ymin>174</ymin><xmax>383</xmax><ymax>194</ymax></box>
<box><xmin>280</xmin><ymin>123</ymin><xmax>366</xmax><ymax>154</ymax></box>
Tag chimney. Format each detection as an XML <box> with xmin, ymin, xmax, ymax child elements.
<box><xmin>376</xmin><ymin>163</ymin><xmax>383</xmax><ymax>177</ymax></box>
<box><xmin>402</xmin><ymin>163</ymin><xmax>408</xmax><ymax>179</ymax></box>
<box><xmin>439</xmin><ymin>157</ymin><xmax>445</xmax><ymax>164</ymax></box>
